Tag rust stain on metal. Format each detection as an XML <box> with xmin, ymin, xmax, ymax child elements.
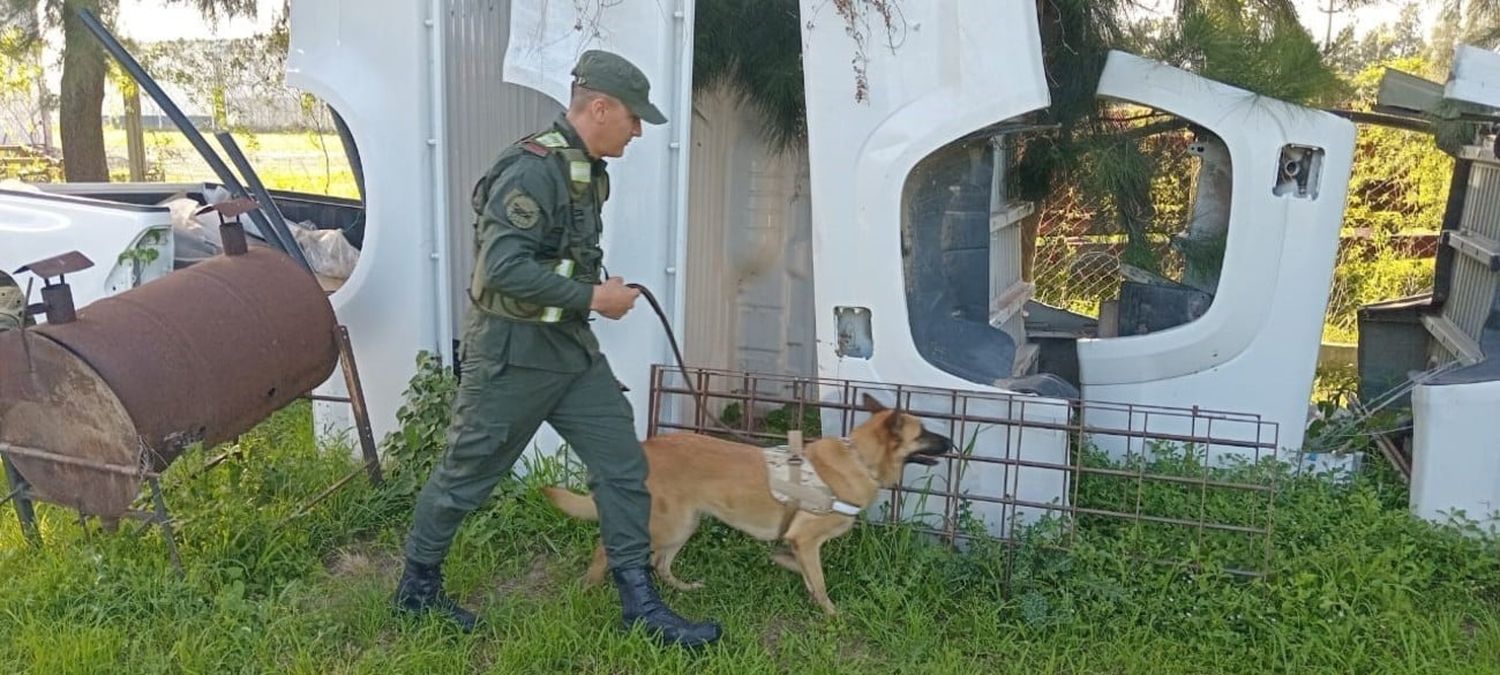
<box><xmin>14</xmin><ymin>250</ymin><xmax>94</xmax><ymax>279</ymax></box>
<box><xmin>32</xmin><ymin>247</ymin><xmax>338</xmax><ymax>469</ymax></box>
<box><xmin>0</xmin><ymin>331</ymin><xmax>143</xmax><ymax>516</ymax></box>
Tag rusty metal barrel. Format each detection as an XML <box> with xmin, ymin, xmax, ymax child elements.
<box><xmin>0</xmin><ymin>246</ymin><xmax>338</xmax><ymax>516</ymax></box>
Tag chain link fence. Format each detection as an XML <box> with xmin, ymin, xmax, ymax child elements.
<box><xmin>1029</xmin><ymin>124</ymin><xmax>1447</xmax><ymax>344</ymax></box>
<box><xmin>1031</xmin><ymin>130</ymin><xmax>1196</xmax><ymax>317</ymax></box>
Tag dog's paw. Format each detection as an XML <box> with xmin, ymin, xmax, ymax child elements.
<box><xmin>769</xmin><ymin>551</ymin><xmax>799</xmax><ymax>572</ymax></box>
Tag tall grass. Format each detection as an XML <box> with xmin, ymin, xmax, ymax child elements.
<box><xmin>2</xmin><ymin>384</ymin><xmax>1498</xmax><ymax>673</ymax></box>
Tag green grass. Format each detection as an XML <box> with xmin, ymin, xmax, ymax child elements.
<box><xmin>99</xmin><ymin>128</ymin><xmax>360</xmax><ymax>199</ymax></box>
<box><xmin>3</xmin><ymin>396</ymin><xmax>1500</xmax><ymax>673</ymax></box>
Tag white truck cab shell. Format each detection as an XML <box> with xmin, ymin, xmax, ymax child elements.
<box><xmin>1</xmin><ymin>188</ymin><xmax>174</xmax><ymax>314</ymax></box>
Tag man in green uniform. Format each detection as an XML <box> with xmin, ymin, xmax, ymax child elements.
<box><xmin>392</xmin><ymin>50</ymin><xmax>722</xmax><ymax>649</ymax></box>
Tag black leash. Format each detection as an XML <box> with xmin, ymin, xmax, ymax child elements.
<box><xmin>625</xmin><ymin>282</ymin><xmax>767</xmax><ymax>445</ymax></box>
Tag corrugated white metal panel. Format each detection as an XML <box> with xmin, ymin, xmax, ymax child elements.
<box><xmin>739</xmin><ymin>155</ymin><xmax>817</xmax><ymax>380</ymax></box>
<box><xmin>684</xmin><ymin>85</ymin><xmax>816</xmax><ymax>383</ymax></box>
<box><xmin>445</xmin><ymin>7</ymin><xmax>813</xmax><ymax>391</ymax></box>
<box><xmin>1455</xmin><ymin>161</ymin><xmax>1500</xmax><ymax>339</ymax></box>
<box><xmin>684</xmin><ymin>87</ymin><xmax>740</xmax><ymax>374</ymax></box>
<box><xmin>443</xmin><ymin>0</ymin><xmax>562</xmax><ymax>347</ymax></box>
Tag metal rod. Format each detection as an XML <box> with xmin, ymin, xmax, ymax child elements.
<box><xmin>148</xmin><ymin>478</ymin><xmax>183</xmax><ymax>574</ymax></box>
<box><xmin>0</xmin><ymin>442</ymin><xmax>156</xmax><ymax>479</ymax></box>
<box><xmin>282</xmin><ymin>462</ymin><xmax>371</xmax><ymax>524</ymax></box>
<box><xmin>2</xmin><ymin>455</ymin><xmax>39</xmax><ymax>545</ymax></box>
<box><xmin>72</xmin><ymin>8</ymin><xmax>289</xmax><ymax>258</ymax></box>
<box><xmin>328</xmin><ymin>105</ymin><xmax>366</xmax><ymax>204</ymax></box>
<box><xmin>668</xmin><ymin>366</ymin><xmax>1270</xmax><ymax>421</ymax></box>
<box><xmin>215</xmin><ymin>131</ymin><xmax>312</xmax><ymax>271</ymax></box>
<box><xmin>653</xmin><ymin>420</ymin><xmax>1277</xmax><ymax>494</ymax></box>
<box><xmin>651</xmin><ymin>386</ymin><xmax>1279</xmax><ymax>451</ymax></box>
<box><xmin>335</xmin><ymin>325</ymin><xmax>382</xmax><ymax>485</ymax></box>
<box><xmin>647</xmin><ymin>366</ymin><xmax>662</xmax><ymax>437</ymax></box>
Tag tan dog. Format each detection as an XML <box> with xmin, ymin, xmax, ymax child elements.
<box><xmin>541</xmin><ymin>393</ymin><xmax>952</xmax><ymax>614</ymax></box>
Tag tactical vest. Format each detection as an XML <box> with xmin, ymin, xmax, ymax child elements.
<box><xmin>763</xmin><ymin>442</ymin><xmax>867</xmax><ymax>518</ymax></box>
<box><xmin>468</xmin><ymin>128</ymin><xmax>610</xmax><ymax>323</ymax></box>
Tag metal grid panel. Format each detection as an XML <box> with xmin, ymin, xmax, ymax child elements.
<box><xmin>647</xmin><ymin>366</ymin><xmax>1287</xmax><ymax>585</ymax></box>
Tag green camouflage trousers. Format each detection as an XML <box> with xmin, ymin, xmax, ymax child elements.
<box><xmin>404</xmin><ymin>352</ymin><xmax>651</xmax><ymax>570</ymax></box>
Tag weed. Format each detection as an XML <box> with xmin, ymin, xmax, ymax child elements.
<box><xmin>1</xmin><ymin>363</ymin><xmax>1498</xmax><ymax>673</ymax></box>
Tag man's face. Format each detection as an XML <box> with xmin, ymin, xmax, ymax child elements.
<box><xmin>590</xmin><ymin>96</ymin><xmax>642</xmax><ymax>158</ymax></box>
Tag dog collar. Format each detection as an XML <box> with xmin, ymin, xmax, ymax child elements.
<box><xmin>830</xmin><ymin>499</ymin><xmax>863</xmax><ymax>516</ymax></box>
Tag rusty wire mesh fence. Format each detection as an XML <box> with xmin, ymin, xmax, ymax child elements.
<box><xmin>1031</xmin><ymin>189</ymin><xmax>1187</xmax><ymax>318</ymax></box>
<box><xmin>1028</xmin><ymin>123</ymin><xmax>1447</xmax><ymax>342</ymax></box>
<box><xmin>646</xmin><ymin>366</ymin><xmax>1293</xmax><ymax>591</ymax></box>
<box><xmin>1029</xmin><ymin>130</ymin><xmax>1197</xmax><ymax>318</ymax></box>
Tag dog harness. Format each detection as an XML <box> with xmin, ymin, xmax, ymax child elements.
<box><xmin>764</xmin><ymin>434</ymin><xmax>872</xmax><ymax>522</ymax></box>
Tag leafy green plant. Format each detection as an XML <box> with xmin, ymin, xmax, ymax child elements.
<box><xmin>378</xmin><ymin>350</ymin><xmax>458</xmax><ymax>502</ymax></box>
<box><xmin>717</xmin><ymin>400</ymin><xmax>821</xmax><ymax>444</ymax></box>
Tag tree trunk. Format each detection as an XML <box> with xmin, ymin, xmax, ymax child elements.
<box><xmin>37</xmin><ymin>75</ymin><xmax>54</xmax><ymax>154</ymax></box>
<box><xmin>59</xmin><ymin>0</ymin><xmax>110</xmax><ymax>182</ymax></box>
<box><xmin>124</xmin><ymin>83</ymin><xmax>146</xmax><ymax>181</ymax></box>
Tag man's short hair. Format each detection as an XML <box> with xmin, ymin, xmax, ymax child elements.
<box><xmin>569</xmin><ymin>83</ymin><xmax>611</xmax><ymax>112</ymax></box>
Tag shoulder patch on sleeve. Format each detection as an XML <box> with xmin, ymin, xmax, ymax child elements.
<box><xmin>522</xmin><ymin>141</ymin><xmax>549</xmax><ymax>157</ymax></box>
<box><xmin>503</xmin><ymin>189</ymin><xmax>543</xmax><ymax>230</ymax></box>
<box><xmin>534</xmin><ymin>131</ymin><xmax>567</xmax><ymax>148</ymax></box>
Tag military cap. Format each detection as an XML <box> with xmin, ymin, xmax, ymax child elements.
<box><xmin>571</xmin><ymin>49</ymin><xmax>667</xmax><ymax>125</ymax></box>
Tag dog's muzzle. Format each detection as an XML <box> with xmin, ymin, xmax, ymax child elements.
<box><xmin>905</xmin><ymin>430</ymin><xmax>954</xmax><ymax>466</ymax></box>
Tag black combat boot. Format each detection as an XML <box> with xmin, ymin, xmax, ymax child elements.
<box><xmin>393</xmin><ymin>558</ymin><xmax>478</xmax><ymax>633</ymax></box>
<box><xmin>611</xmin><ymin>566</ymin><xmax>722</xmax><ymax>648</ymax></box>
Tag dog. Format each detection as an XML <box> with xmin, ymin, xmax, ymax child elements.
<box><xmin>541</xmin><ymin>393</ymin><xmax>952</xmax><ymax>615</ymax></box>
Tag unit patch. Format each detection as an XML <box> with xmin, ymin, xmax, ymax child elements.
<box><xmin>504</xmin><ymin>190</ymin><xmax>542</xmax><ymax>230</ymax></box>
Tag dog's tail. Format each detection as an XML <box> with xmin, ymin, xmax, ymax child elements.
<box><xmin>540</xmin><ymin>486</ymin><xmax>600</xmax><ymax>521</ymax></box>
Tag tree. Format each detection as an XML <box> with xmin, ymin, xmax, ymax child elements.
<box><xmin>1428</xmin><ymin>0</ymin><xmax>1500</xmax><ymax>69</ymax></box>
<box><xmin>0</xmin><ymin>0</ymin><xmax>257</xmax><ymax>182</ymax></box>
<box><xmin>1316</xmin><ymin>0</ymin><xmax>1384</xmax><ymax>54</ymax></box>
<box><xmin>1326</xmin><ymin>2</ymin><xmax>1425</xmax><ymax>75</ymax></box>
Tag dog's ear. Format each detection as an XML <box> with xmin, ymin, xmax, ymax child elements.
<box><xmin>860</xmin><ymin>392</ymin><xmax>887</xmax><ymax>413</ymax></box>
<box><xmin>885</xmin><ymin>408</ymin><xmax>904</xmax><ymax>437</ymax></box>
